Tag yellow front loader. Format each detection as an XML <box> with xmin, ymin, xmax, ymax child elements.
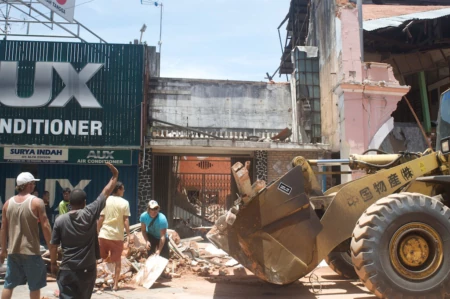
<box><xmin>207</xmin><ymin>91</ymin><xmax>450</xmax><ymax>299</ymax></box>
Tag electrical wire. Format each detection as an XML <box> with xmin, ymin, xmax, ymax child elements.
<box><xmin>305</xmin><ymin>268</ymin><xmax>322</xmax><ymax>294</ymax></box>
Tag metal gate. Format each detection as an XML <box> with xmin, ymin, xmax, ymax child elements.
<box><xmin>173</xmin><ymin>172</ymin><xmax>231</xmax><ymax>226</ymax></box>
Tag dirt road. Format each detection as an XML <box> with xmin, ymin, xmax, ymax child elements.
<box><xmin>149</xmin><ymin>266</ymin><xmax>376</xmax><ymax>299</ymax></box>
<box><xmin>1</xmin><ymin>266</ymin><xmax>377</xmax><ymax>299</ymax></box>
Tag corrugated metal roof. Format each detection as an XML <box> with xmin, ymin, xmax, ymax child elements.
<box><xmin>363</xmin><ymin>7</ymin><xmax>450</xmax><ymax>31</ymax></box>
<box><xmin>363</xmin><ymin>5</ymin><xmax>449</xmax><ymax>21</ymax></box>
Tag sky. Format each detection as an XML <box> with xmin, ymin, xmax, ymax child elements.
<box><xmin>1</xmin><ymin>0</ymin><xmax>291</xmax><ymax>82</ymax></box>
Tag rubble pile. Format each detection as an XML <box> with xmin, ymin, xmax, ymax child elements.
<box><xmin>165</xmin><ymin>239</ymin><xmax>240</xmax><ymax>278</ymax></box>
<box><xmin>174</xmin><ymin>191</ymin><xmax>227</xmax><ymax>226</ymax></box>
<box><xmin>42</xmin><ymin>226</ymin><xmax>246</xmax><ymax>290</ymax></box>
<box><xmin>205</xmin><ymin>205</ymin><xmax>226</xmax><ymax>223</ymax></box>
<box><xmin>193</xmin><ymin>204</ymin><xmax>226</xmax><ymax>223</ymax></box>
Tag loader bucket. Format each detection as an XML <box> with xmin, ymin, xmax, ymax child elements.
<box><xmin>207</xmin><ymin>166</ymin><xmax>323</xmax><ymax>285</ymax></box>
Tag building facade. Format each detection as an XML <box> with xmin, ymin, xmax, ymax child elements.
<box><xmin>0</xmin><ymin>40</ymin><xmax>146</xmax><ymax>224</ymax></box>
<box><xmin>138</xmin><ymin>77</ymin><xmax>330</xmax><ymax>231</ymax></box>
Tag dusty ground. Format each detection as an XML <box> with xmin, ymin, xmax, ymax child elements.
<box><xmin>0</xmin><ymin>266</ymin><xmax>377</xmax><ymax>299</ymax></box>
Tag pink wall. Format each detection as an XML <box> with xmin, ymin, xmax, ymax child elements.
<box><xmin>337</xmin><ymin>7</ymin><xmax>410</xmax><ymax>180</ymax></box>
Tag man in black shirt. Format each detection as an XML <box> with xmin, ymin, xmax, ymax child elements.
<box><xmin>50</xmin><ymin>163</ymin><xmax>119</xmax><ymax>299</ymax></box>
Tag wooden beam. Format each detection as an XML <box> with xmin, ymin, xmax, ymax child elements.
<box><xmin>428</xmin><ymin>77</ymin><xmax>450</xmax><ymax>92</ymax></box>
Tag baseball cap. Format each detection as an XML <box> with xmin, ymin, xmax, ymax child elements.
<box><xmin>148</xmin><ymin>200</ymin><xmax>160</xmax><ymax>209</ymax></box>
<box><xmin>16</xmin><ymin>172</ymin><xmax>40</xmax><ymax>186</ymax></box>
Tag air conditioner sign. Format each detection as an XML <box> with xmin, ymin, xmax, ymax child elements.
<box><xmin>0</xmin><ymin>61</ymin><xmax>104</xmax><ymax>137</ymax></box>
<box><xmin>1</xmin><ymin>147</ymin><xmax>132</xmax><ymax>165</ymax></box>
<box><xmin>68</xmin><ymin>149</ymin><xmax>132</xmax><ymax>165</ymax></box>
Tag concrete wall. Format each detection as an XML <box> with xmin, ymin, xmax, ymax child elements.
<box><xmin>149</xmin><ymin>78</ymin><xmax>292</xmax><ymax>134</ymax></box>
<box><xmin>147</xmin><ymin>46</ymin><xmax>160</xmax><ymax>78</ymax></box>
<box><xmin>138</xmin><ymin>148</ymin><xmax>153</xmax><ymax>215</ymax></box>
<box><xmin>308</xmin><ymin>0</ymin><xmax>341</xmax><ymax>151</ymax></box>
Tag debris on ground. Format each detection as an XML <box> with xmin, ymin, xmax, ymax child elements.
<box><xmin>133</xmin><ymin>255</ymin><xmax>168</xmax><ymax>288</ymax></box>
<box><xmin>42</xmin><ymin>225</ymin><xmax>245</xmax><ymax>291</ymax></box>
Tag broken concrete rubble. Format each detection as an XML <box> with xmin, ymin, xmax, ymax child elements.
<box><xmin>41</xmin><ymin>225</ymin><xmax>247</xmax><ymax>292</ymax></box>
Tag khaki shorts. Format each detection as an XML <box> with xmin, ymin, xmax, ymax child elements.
<box><xmin>98</xmin><ymin>238</ymin><xmax>123</xmax><ymax>263</ymax></box>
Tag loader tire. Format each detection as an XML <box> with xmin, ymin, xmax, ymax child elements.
<box><xmin>351</xmin><ymin>192</ymin><xmax>450</xmax><ymax>299</ymax></box>
<box><xmin>325</xmin><ymin>251</ymin><xmax>358</xmax><ymax>279</ymax></box>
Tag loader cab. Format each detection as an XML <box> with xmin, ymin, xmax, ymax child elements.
<box><xmin>437</xmin><ymin>89</ymin><xmax>450</xmax><ymax>154</ymax></box>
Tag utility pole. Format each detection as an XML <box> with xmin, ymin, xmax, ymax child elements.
<box><xmin>157</xmin><ymin>2</ymin><xmax>163</xmax><ymax>55</ymax></box>
<box><xmin>140</xmin><ymin>1</ymin><xmax>164</xmax><ymax>56</ymax></box>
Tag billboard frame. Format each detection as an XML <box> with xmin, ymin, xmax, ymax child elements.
<box><xmin>0</xmin><ymin>0</ymin><xmax>106</xmax><ymax>43</ymax></box>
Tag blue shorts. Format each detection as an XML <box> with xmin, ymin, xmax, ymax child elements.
<box><xmin>4</xmin><ymin>254</ymin><xmax>47</xmax><ymax>291</ymax></box>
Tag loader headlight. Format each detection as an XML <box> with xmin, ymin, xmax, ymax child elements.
<box><xmin>441</xmin><ymin>137</ymin><xmax>450</xmax><ymax>154</ymax></box>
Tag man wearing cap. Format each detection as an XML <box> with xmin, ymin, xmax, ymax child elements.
<box><xmin>49</xmin><ymin>163</ymin><xmax>119</xmax><ymax>299</ymax></box>
<box><xmin>140</xmin><ymin>200</ymin><xmax>169</xmax><ymax>259</ymax></box>
<box><xmin>0</xmin><ymin>172</ymin><xmax>52</xmax><ymax>299</ymax></box>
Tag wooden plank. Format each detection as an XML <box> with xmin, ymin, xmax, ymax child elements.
<box><xmin>180</xmin><ymin>236</ymin><xmax>204</xmax><ymax>243</ymax></box>
<box><xmin>168</xmin><ymin>237</ymin><xmax>186</xmax><ymax>259</ymax></box>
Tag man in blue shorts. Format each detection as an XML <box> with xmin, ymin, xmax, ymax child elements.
<box><xmin>0</xmin><ymin>172</ymin><xmax>52</xmax><ymax>299</ymax></box>
<box><xmin>140</xmin><ymin>200</ymin><xmax>169</xmax><ymax>259</ymax></box>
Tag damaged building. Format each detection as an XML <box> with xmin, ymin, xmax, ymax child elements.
<box><xmin>137</xmin><ymin>0</ymin><xmax>450</xmax><ymax>233</ymax></box>
<box><xmin>279</xmin><ymin>0</ymin><xmax>450</xmax><ymax>182</ymax></box>
<box><xmin>140</xmin><ymin>77</ymin><xmax>330</xmax><ymax>235</ymax></box>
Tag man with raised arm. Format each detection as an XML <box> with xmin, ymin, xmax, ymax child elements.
<box><xmin>50</xmin><ymin>163</ymin><xmax>119</xmax><ymax>299</ymax></box>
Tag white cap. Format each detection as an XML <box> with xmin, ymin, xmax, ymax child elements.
<box><xmin>148</xmin><ymin>200</ymin><xmax>160</xmax><ymax>209</ymax></box>
<box><xmin>16</xmin><ymin>172</ymin><xmax>40</xmax><ymax>186</ymax></box>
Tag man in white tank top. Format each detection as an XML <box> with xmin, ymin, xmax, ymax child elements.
<box><xmin>0</xmin><ymin>172</ymin><xmax>52</xmax><ymax>299</ymax></box>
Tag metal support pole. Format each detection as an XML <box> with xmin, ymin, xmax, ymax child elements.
<box><xmin>419</xmin><ymin>71</ymin><xmax>431</xmax><ymax>133</ymax></box>
<box><xmin>201</xmin><ymin>174</ymin><xmax>206</xmax><ymax>226</ymax></box>
<box><xmin>321</xmin><ymin>165</ymin><xmax>327</xmax><ymax>193</ymax></box>
<box><xmin>4</xmin><ymin>0</ymin><xmax>9</xmax><ymax>39</ymax></box>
